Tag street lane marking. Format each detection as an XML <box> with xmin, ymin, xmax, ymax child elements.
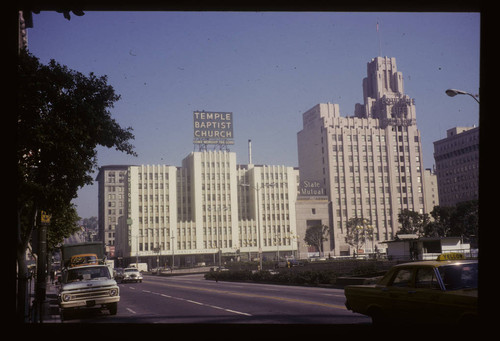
<box><xmin>223</xmin><ymin>309</ymin><xmax>252</xmax><ymax>316</ymax></box>
<box><xmin>321</xmin><ymin>293</ymin><xmax>345</xmax><ymax>297</ymax></box>
<box><xmin>143</xmin><ymin>279</ymin><xmax>347</xmax><ymax>311</ymax></box>
<box><xmin>202</xmin><ymin>303</ymin><xmax>252</xmax><ymax>316</ymax></box>
<box><xmin>187</xmin><ymin>299</ymin><xmax>204</xmax><ymax>305</ymax></box>
<box><xmin>140</xmin><ymin>288</ymin><xmax>252</xmax><ymax>317</ymax></box>
<box><xmin>126</xmin><ymin>308</ymin><xmax>137</xmax><ymax>314</ymax></box>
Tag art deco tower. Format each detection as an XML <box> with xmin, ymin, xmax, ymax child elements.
<box><xmin>355</xmin><ymin>56</ymin><xmax>416</xmax><ymax>127</ymax></box>
<box><xmin>297</xmin><ymin>57</ymin><xmax>425</xmax><ymax>256</ymax></box>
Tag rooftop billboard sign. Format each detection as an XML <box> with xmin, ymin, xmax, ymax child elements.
<box><xmin>193</xmin><ymin>111</ymin><xmax>234</xmax><ymax>144</ymax></box>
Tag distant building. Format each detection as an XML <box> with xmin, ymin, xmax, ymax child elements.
<box><xmin>423</xmin><ymin>168</ymin><xmax>439</xmax><ymax>213</ymax></box>
<box><xmin>297</xmin><ymin>57</ymin><xmax>426</xmax><ymax>256</ymax></box>
<box><xmin>433</xmin><ymin>127</ymin><xmax>479</xmax><ymax>207</ymax></box>
<box><xmin>100</xmin><ymin>151</ymin><xmax>299</xmax><ymax>267</ymax></box>
<box><xmin>96</xmin><ymin>165</ymin><xmax>132</xmax><ymax>247</ymax></box>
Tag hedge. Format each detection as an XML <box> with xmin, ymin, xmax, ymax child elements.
<box><xmin>204</xmin><ymin>269</ymin><xmax>338</xmax><ymax>286</ymax></box>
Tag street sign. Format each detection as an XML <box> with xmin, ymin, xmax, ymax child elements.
<box><xmin>40</xmin><ymin>211</ymin><xmax>51</xmax><ymax>225</ymax></box>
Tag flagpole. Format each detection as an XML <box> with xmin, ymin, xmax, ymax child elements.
<box><xmin>377</xmin><ymin>20</ymin><xmax>382</xmax><ymax>57</ymax></box>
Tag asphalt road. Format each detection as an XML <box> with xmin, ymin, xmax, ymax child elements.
<box><xmin>60</xmin><ymin>273</ymin><xmax>371</xmax><ymax>324</ymax></box>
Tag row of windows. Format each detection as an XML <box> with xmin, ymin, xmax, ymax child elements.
<box><xmin>200</xmin><ymin>161</ymin><xmax>230</xmax><ymax>168</ymax></box>
<box><xmin>332</xmin><ymin>134</ymin><xmax>387</xmax><ymax>142</ymax></box>
<box><xmin>137</xmin><ymin>172</ymin><xmax>170</xmax><ymax>181</ymax></box>
<box><xmin>139</xmin><ymin>195</ymin><xmax>170</xmax><ymax>202</ymax></box>
<box><xmin>201</xmin><ymin>173</ymin><xmax>231</xmax><ymax>180</ymax></box>
<box><xmin>138</xmin><ymin>216</ymin><xmax>171</xmax><ymax>223</ymax></box>
<box><xmin>139</xmin><ymin>205</ymin><xmax>170</xmax><ymax>213</ymax></box>
<box><xmin>138</xmin><ymin>183</ymin><xmax>169</xmax><ymax>189</ymax></box>
<box><xmin>434</xmin><ymin>143</ymin><xmax>479</xmax><ymax>162</ymax></box>
<box><xmin>435</xmin><ymin>155</ymin><xmax>479</xmax><ymax>171</ymax></box>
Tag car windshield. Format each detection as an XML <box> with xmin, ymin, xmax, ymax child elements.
<box><xmin>438</xmin><ymin>263</ymin><xmax>478</xmax><ymax>290</ymax></box>
<box><xmin>66</xmin><ymin>266</ymin><xmax>111</xmax><ymax>283</ymax></box>
<box><xmin>125</xmin><ymin>268</ymin><xmax>138</xmax><ymax>272</ymax></box>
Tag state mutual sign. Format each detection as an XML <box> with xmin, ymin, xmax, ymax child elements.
<box><xmin>299</xmin><ymin>180</ymin><xmax>326</xmax><ymax>197</ymax></box>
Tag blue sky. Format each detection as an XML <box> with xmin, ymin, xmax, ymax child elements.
<box><xmin>26</xmin><ymin>11</ymin><xmax>480</xmax><ymax>218</ymax></box>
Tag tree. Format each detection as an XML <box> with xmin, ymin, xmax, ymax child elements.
<box><xmin>17</xmin><ymin>50</ymin><xmax>136</xmax><ymax>321</ymax></box>
<box><xmin>46</xmin><ymin>204</ymin><xmax>81</xmax><ymax>252</ymax></box>
<box><xmin>81</xmin><ymin>216</ymin><xmax>98</xmax><ymax>231</ymax></box>
<box><xmin>345</xmin><ymin>218</ymin><xmax>374</xmax><ymax>255</ymax></box>
<box><xmin>304</xmin><ymin>224</ymin><xmax>329</xmax><ymax>256</ymax></box>
<box><xmin>451</xmin><ymin>200</ymin><xmax>478</xmax><ymax>241</ymax></box>
<box><xmin>397</xmin><ymin>209</ymin><xmax>430</xmax><ymax>237</ymax></box>
<box><xmin>425</xmin><ymin>201</ymin><xmax>478</xmax><ymax>242</ymax></box>
<box><xmin>425</xmin><ymin>205</ymin><xmax>455</xmax><ymax>237</ymax></box>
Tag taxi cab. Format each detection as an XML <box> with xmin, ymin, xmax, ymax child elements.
<box><xmin>344</xmin><ymin>253</ymin><xmax>478</xmax><ymax>325</ymax></box>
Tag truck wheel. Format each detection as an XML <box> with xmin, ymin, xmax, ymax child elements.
<box><xmin>108</xmin><ymin>303</ymin><xmax>118</xmax><ymax>315</ymax></box>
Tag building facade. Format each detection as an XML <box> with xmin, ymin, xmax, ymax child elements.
<box><xmin>423</xmin><ymin>168</ymin><xmax>439</xmax><ymax>212</ymax></box>
<box><xmin>295</xmin><ymin>194</ymin><xmax>330</xmax><ymax>258</ymax></box>
<box><xmin>297</xmin><ymin>57</ymin><xmax>426</xmax><ymax>256</ymax></box>
<box><xmin>433</xmin><ymin>126</ymin><xmax>479</xmax><ymax>207</ymax></box>
<box><xmin>108</xmin><ymin>151</ymin><xmax>299</xmax><ymax>267</ymax></box>
<box><xmin>96</xmin><ymin>165</ymin><xmax>131</xmax><ymax>249</ymax></box>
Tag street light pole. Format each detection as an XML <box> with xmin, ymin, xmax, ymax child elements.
<box><xmin>445</xmin><ymin>88</ymin><xmax>480</xmax><ymax>104</ymax></box>
<box><xmin>170</xmin><ymin>236</ymin><xmax>175</xmax><ymax>273</ymax></box>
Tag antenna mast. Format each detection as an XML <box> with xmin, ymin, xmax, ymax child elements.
<box><xmin>377</xmin><ymin>20</ymin><xmax>382</xmax><ymax>57</ymax></box>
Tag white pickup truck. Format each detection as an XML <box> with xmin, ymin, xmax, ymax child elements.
<box><xmin>58</xmin><ymin>264</ymin><xmax>120</xmax><ymax>320</ymax></box>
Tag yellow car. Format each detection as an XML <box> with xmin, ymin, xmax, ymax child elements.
<box><xmin>344</xmin><ymin>253</ymin><xmax>478</xmax><ymax>325</ymax></box>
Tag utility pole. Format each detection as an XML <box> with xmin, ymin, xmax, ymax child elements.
<box><xmin>34</xmin><ymin>210</ymin><xmax>50</xmax><ymax>323</ymax></box>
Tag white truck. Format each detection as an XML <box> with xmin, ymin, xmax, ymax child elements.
<box><xmin>58</xmin><ymin>242</ymin><xmax>120</xmax><ymax>320</ymax></box>
<box><xmin>128</xmin><ymin>262</ymin><xmax>148</xmax><ymax>273</ymax></box>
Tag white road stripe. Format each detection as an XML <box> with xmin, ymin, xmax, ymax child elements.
<box><xmin>142</xmin><ymin>290</ymin><xmax>252</xmax><ymax>316</ymax></box>
<box><xmin>224</xmin><ymin>309</ymin><xmax>252</xmax><ymax>316</ymax></box>
<box><xmin>126</xmin><ymin>308</ymin><xmax>137</xmax><ymax>314</ymax></box>
<box><xmin>187</xmin><ymin>300</ymin><xmax>204</xmax><ymax>305</ymax></box>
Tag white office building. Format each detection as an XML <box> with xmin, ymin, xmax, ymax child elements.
<box><xmin>107</xmin><ymin>151</ymin><xmax>299</xmax><ymax>267</ymax></box>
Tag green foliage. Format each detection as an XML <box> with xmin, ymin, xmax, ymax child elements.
<box><xmin>18</xmin><ymin>51</ymin><xmax>136</xmax><ymax>208</ymax></box>
<box><xmin>397</xmin><ymin>209</ymin><xmax>430</xmax><ymax>236</ymax></box>
<box><xmin>47</xmin><ymin>204</ymin><xmax>81</xmax><ymax>251</ymax></box>
<box><xmin>205</xmin><ymin>269</ymin><xmax>338</xmax><ymax>286</ymax></box>
<box><xmin>17</xmin><ymin>50</ymin><xmax>137</xmax><ymax>299</ymax></box>
<box><xmin>344</xmin><ymin>218</ymin><xmax>374</xmax><ymax>251</ymax></box>
<box><xmin>398</xmin><ymin>201</ymin><xmax>479</xmax><ymax>241</ymax></box>
<box><xmin>304</xmin><ymin>224</ymin><xmax>329</xmax><ymax>254</ymax></box>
